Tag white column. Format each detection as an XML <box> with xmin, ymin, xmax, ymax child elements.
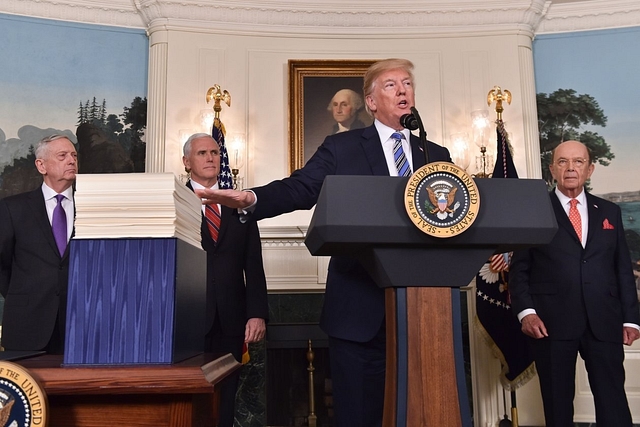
<box><xmin>146</xmin><ymin>29</ymin><xmax>168</xmax><ymax>173</ymax></box>
<box><xmin>518</xmin><ymin>34</ymin><xmax>542</xmax><ymax>179</ymax></box>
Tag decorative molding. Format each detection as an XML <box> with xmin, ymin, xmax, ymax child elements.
<box><xmin>0</xmin><ymin>0</ymin><xmax>145</xmax><ymax>28</ymax></box>
<box><xmin>3</xmin><ymin>0</ymin><xmax>637</xmax><ymax>36</ymax></box>
<box><xmin>141</xmin><ymin>0</ymin><xmax>545</xmax><ymax>38</ymax></box>
<box><xmin>536</xmin><ymin>0</ymin><xmax>640</xmax><ymax>34</ymax></box>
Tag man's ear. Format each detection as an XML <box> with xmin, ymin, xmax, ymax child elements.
<box><xmin>35</xmin><ymin>159</ymin><xmax>46</xmax><ymax>175</ymax></box>
<box><xmin>365</xmin><ymin>95</ymin><xmax>376</xmax><ymax>113</ymax></box>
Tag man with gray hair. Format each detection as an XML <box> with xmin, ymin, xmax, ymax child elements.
<box><xmin>0</xmin><ymin>134</ymin><xmax>77</xmax><ymax>354</ymax></box>
<box><xmin>182</xmin><ymin>132</ymin><xmax>268</xmax><ymax>427</ymax></box>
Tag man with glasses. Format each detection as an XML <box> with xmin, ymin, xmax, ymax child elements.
<box><xmin>510</xmin><ymin>140</ymin><xmax>639</xmax><ymax>427</ymax></box>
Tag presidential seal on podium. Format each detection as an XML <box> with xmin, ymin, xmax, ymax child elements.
<box><xmin>404</xmin><ymin>161</ymin><xmax>480</xmax><ymax>238</ymax></box>
<box><xmin>0</xmin><ymin>361</ymin><xmax>47</xmax><ymax>427</ymax></box>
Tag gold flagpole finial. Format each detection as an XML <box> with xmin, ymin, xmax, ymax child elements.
<box><xmin>487</xmin><ymin>86</ymin><xmax>512</xmax><ymax>121</ymax></box>
<box><xmin>206</xmin><ymin>84</ymin><xmax>231</xmax><ymax>129</ymax></box>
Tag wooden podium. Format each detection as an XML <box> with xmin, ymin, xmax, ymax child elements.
<box><xmin>16</xmin><ymin>353</ymin><xmax>239</xmax><ymax>427</ymax></box>
<box><xmin>305</xmin><ymin>175</ymin><xmax>557</xmax><ymax>426</ymax></box>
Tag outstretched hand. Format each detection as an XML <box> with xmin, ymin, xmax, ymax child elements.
<box><xmin>195</xmin><ymin>188</ymin><xmax>255</xmax><ymax>209</ymax></box>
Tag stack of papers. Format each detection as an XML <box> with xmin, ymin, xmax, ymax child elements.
<box><xmin>73</xmin><ymin>173</ymin><xmax>202</xmax><ymax>248</ymax></box>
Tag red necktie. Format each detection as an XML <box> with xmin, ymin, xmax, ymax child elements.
<box><xmin>204</xmin><ymin>204</ymin><xmax>221</xmax><ymax>243</ymax></box>
<box><xmin>568</xmin><ymin>199</ymin><xmax>582</xmax><ymax>242</ymax></box>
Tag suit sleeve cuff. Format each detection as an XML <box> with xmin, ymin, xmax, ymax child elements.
<box><xmin>517</xmin><ymin>308</ymin><xmax>537</xmax><ymax>323</ymax></box>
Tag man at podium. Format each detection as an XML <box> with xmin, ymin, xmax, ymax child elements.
<box><xmin>196</xmin><ymin>59</ymin><xmax>451</xmax><ymax>427</ymax></box>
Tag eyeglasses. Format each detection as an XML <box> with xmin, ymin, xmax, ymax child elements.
<box><xmin>555</xmin><ymin>158</ymin><xmax>588</xmax><ymax>168</ymax></box>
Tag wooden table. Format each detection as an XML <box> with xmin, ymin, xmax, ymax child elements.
<box><xmin>16</xmin><ymin>353</ymin><xmax>239</xmax><ymax>427</ymax></box>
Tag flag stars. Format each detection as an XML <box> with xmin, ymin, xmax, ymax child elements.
<box><xmin>476</xmin><ymin>290</ymin><xmax>511</xmax><ymax>310</ymax></box>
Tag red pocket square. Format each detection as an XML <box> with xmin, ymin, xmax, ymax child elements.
<box><xmin>602</xmin><ymin>218</ymin><xmax>615</xmax><ymax>230</ymax></box>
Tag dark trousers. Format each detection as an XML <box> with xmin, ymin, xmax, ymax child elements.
<box><xmin>531</xmin><ymin>328</ymin><xmax>632</xmax><ymax>427</ymax></box>
<box><xmin>205</xmin><ymin>315</ymin><xmax>244</xmax><ymax>427</ymax></box>
<box><xmin>328</xmin><ymin>323</ymin><xmax>386</xmax><ymax>427</ymax></box>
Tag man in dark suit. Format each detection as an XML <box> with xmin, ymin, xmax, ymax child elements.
<box><xmin>510</xmin><ymin>140</ymin><xmax>640</xmax><ymax>427</ymax></box>
<box><xmin>182</xmin><ymin>133</ymin><xmax>269</xmax><ymax>427</ymax></box>
<box><xmin>196</xmin><ymin>58</ymin><xmax>451</xmax><ymax>427</ymax></box>
<box><xmin>0</xmin><ymin>134</ymin><xmax>77</xmax><ymax>354</ymax></box>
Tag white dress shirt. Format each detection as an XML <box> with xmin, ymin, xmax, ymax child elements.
<box><xmin>374</xmin><ymin>119</ymin><xmax>413</xmax><ymax>177</ymax></box>
<box><xmin>42</xmin><ymin>183</ymin><xmax>74</xmax><ymax>243</ymax></box>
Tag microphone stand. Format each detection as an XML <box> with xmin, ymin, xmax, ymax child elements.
<box><xmin>410</xmin><ymin>107</ymin><xmax>430</xmax><ymax>165</ymax></box>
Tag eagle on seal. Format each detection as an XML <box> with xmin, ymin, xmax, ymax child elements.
<box><xmin>426</xmin><ymin>187</ymin><xmax>458</xmax><ymax>219</ymax></box>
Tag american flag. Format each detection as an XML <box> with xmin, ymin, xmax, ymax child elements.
<box><xmin>474</xmin><ymin>119</ymin><xmax>535</xmax><ymax>390</ymax></box>
<box><xmin>212</xmin><ymin>119</ymin><xmax>233</xmax><ymax>189</ymax></box>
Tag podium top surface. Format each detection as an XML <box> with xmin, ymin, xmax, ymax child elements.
<box><xmin>306</xmin><ymin>175</ymin><xmax>558</xmax><ymax>256</ymax></box>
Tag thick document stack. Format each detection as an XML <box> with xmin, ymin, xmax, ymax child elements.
<box><xmin>73</xmin><ymin>173</ymin><xmax>202</xmax><ymax>248</ymax></box>
<box><xmin>66</xmin><ymin>173</ymin><xmax>207</xmax><ymax>365</ymax></box>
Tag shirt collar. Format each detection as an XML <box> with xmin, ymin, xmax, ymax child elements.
<box><xmin>189</xmin><ymin>179</ymin><xmax>219</xmax><ymax>191</ymax></box>
<box><xmin>374</xmin><ymin>119</ymin><xmax>409</xmax><ymax>143</ymax></box>
<box><xmin>555</xmin><ymin>186</ymin><xmax>587</xmax><ymax>207</ymax></box>
<box><xmin>41</xmin><ymin>182</ymin><xmax>73</xmax><ymax>200</ymax></box>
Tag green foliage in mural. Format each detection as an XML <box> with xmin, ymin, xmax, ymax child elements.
<box><xmin>537</xmin><ymin>88</ymin><xmax>613</xmax><ymax>187</ymax></box>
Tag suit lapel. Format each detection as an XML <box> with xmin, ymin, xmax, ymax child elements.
<box><xmin>216</xmin><ymin>206</ymin><xmax>232</xmax><ymax>244</ymax></box>
<box><xmin>585</xmin><ymin>192</ymin><xmax>602</xmax><ymax>249</ymax></box>
<box><xmin>410</xmin><ymin>134</ymin><xmax>427</xmax><ymax>169</ymax></box>
<box><xmin>27</xmin><ymin>188</ymin><xmax>60</xmax><ymax>257</ymax></box>
<box><xmin>550</xmin><ymin>191</ymin><xmax>582</xmax><ymax>245</ymax></box>
<box><xmin>360</xmin><ymin>125</ymin><xmax>392</xmax><ymax>176</ymax></box>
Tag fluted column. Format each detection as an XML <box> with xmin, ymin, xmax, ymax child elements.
<box><xmin>145</xmin><ymin>29</ymin><xmax>168</xmax><ymax>173</ymax></box>
<box><xmin>517</xmin><ymin>34</ymin><xmax>542</xmax><ymax>179</ymax></box>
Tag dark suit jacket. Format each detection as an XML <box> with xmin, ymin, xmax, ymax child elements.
<box><xmin>0</xmin><ymin>187</ymin><xmax>70</xmax><ymax>350</ymax></box>
<box><xmin>187</xmin><ymin>182</ymin><xmax>269</xmax><ymax>337</ymax></box>
<box><xmin>250</xmin><ymin>124</ymin><xmax>451</xmax><ymax>342</ymax></box>
<box><xmin>510</xmin><ymin>190</ymin><xmax>640</xmax><ymax>343</ymax></box>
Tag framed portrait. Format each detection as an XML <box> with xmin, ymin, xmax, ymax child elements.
<box><xmin>288</xmin><ymin>59</ymin><xmax>376</xmax><ymax>172</ymax></box>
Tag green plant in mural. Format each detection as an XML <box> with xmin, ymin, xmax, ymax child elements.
<box><xmin>537</xmin><ymin>88</ymin><xmax>613</xmax><ymax>187</ymax></box>
<box><xmin>77</xmin><ymin>96</ymin><xmax>147</xmax><ymax>173</ymax></box>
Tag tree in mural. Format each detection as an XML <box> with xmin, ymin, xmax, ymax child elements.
<box><xmin>537</xmin><ymin>88</ymin><xmax>613</xmax><ymax>187</ymax></box>
<box><xmin>121</xmin><ymin>96</ymin><xmax>147</xmax><ymax>172</ymax></box>
<box><xmin>0</xmin><ymin>148</ymin><xmax>42</xmax><ymax>198</ymax></box>
<box><xmin>76</xmin><ymin>96</ymin><xmax>147</xmax><ymax>173</ymax></box>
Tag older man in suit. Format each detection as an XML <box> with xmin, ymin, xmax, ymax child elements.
<box><xmin>510</xmin><ymin>140</ymin><xmax>640</xmax><ymax>427</ymax></box>
<box><xmin>196</xmin><ymin>58</ymin><xmax>451</xmax><ymax>427</ymax></box>
<box><xmin>182</xmin><ymin>133</ymin><xmax>268</xmax><ymax>427</ymax></box>
<box><xmin>0</xmin><ymin>134</ymin><xmax>77</xmax><ymax>354</ymax></box>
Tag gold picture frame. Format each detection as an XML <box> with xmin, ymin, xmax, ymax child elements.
<box><xmin>288</xmin><ymin>59</ymin><xmax>376</xmax><ymax>172</ymax></box>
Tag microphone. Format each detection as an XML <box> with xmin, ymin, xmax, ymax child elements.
<box><xmin>399</xmin><ymin>107</ymin><xmax>429</xmax><ymax>165</ymax></box>
<box><xmin>400</xmin><ymin>113</ymin><xmax>419</xmax><ymax>131</ymax></box>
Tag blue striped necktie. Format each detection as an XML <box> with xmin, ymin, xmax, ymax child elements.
<box><xmin>391</xmin><ymin>132</ymin><xmax>411</xmax><ymax>177</ymax></box>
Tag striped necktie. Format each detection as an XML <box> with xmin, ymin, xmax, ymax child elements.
<box><xmin>391</xmin><ymin>132</ymin><xmax>411</xmax><ymax>177</ymax></box>
<box><xmin>204</xmin><ymin>204</ymin><xmax>222</xmax><ymax>243</ymax></box>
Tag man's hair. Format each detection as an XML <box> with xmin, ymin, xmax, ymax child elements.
<box><xmin>34</xmin><ymin>134</ymin><xmax>71</xmax><ymax>159</ymax></box>
<box><xmin>363</xmin><ymin>58</ymin><xmax>415</xmax><ymax>115</ymax></box>
<box><xmin>327</xmin><ymin>89</ymin><xmax>364</xmax><ymax>112</ymax></box>
<box><xmin>183</xmin><ymin>133</ymin><xmax>214</xmax><ymax>156</ymax></box>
